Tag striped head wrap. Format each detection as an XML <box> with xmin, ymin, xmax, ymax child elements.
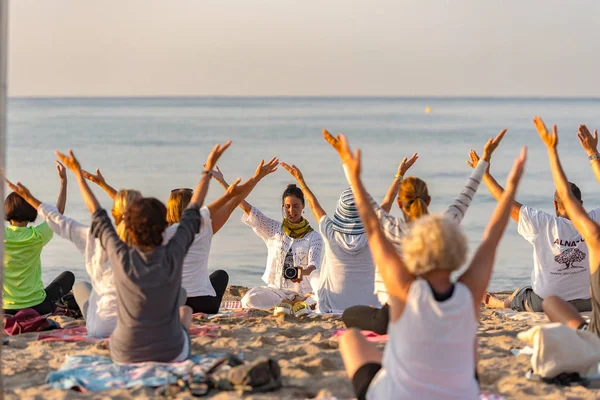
<box><xmin>331</xmin><ymin>188</ymin><xmax>365</xmax><ymax>235</ymax></box>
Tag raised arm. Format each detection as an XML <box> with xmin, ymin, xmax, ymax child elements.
<box><xmin>211</xmin><ymin>166</ymin><xmax>252</xmax><ymax>215</ymax></box>
<box><xmin>56</xmin><ymin>150</ymin><xmax>101</xmax><ymax>214</ymax></box>
<box><xmin>5</xmin><ymin>180</ymin><xmax>42</xmax><ymax>210</ymax></box>
<box><xmin>82</xmin><ymin>168</ymin><xmax>117</xmax><ymax>200</ymax></box>
<box><xmin>467</xmin><ymin>129</ymin><xmax>522</xmax><ymax>222</ymax></box>
<box><xmin>210</xmin><ymin>158</ymin><xmax>279</xmax><ymax>234</ymax></box>
<box><xmin>280</xmin><ymin>162</ymin><xmax>326</xmax><ymax>222</ymax></box>
<box><xmin>326</xmin><ymin>132</ymin><xmax>414</xmax><ymax>304</ymax></box>
<box><xmin>535</xmin><ymin>117</ymin><xmax>600</xmax><ymax>274</ymax></box>
<box><xmin>189</xmin><ymin>141</ymin><xmax>232</xmax><ymax>210</ymax></box>
<box><xmin>459</xmin><ymin>147</ymin><xmax>527</xmax><ymax>315</ymax></box>
<box><xmin>577</xmin><ymin>125</ymin><xmax>600</xmax><ymax>184</ymax></box>
<box><xmin>55</xmin><ymin>161</ymin><xmax>68</xmax><ymax>214</ymax></box>
<box><xmin>380</xmin><ymin>152</ymin><xmax>418</xmax><ymax>213</ymax></box>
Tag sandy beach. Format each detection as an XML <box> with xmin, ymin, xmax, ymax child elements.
<box><xmin>2</xmin><ymin>290</ymin><xmax>599</xmax><ymax>399</ymax></box>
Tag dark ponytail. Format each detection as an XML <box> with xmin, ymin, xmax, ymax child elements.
<box><xmin>282</xmin><ymin>184</ymin><xmax>305</xmax><ymax>206</ymax></box>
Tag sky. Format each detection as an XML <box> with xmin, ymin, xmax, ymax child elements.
<box><xmin>6</xmin><ymin>0</ymin><xmax>600</xmax><ymax>97</ymax></box>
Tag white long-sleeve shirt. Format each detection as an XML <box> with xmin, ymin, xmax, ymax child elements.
<box><xmin>38</xmin><ymin>203</ymin><xmax>117</xmax><ymax>337</ymax></box>
<box><xmin>372</xmin><ymin>160</ymin><xmax>489</xmax><ymax>305</ymax></box>
<box><xmin>242</xmin><ymin>206</ymin><xmax>324</xmax><ymax>295</ymax></box>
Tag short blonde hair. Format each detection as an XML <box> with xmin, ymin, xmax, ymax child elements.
<box><xmin>401</xmin><ymin>214</ymin><xmax>467</xmax><ymax>275</ymax></box>
<box><xmin>112</xmin><ymin>189</ymin><xmax>142</xmax><ymax>246</ymax></box>
<box><xmin>166</xmin><ymin>189</ymin><xmax>192</xmax><ymax>226</ymax></box>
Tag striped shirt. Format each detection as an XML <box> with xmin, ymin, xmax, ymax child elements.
<box><xmin>373</xmin><ymin>160</ymin><xmax>489</xmax><ymax>305</ymax></box>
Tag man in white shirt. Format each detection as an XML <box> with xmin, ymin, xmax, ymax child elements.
<box><xmin>468</xmin><ymin>140</ymin><xmax>594</xmax><ymax>312</ymax></box>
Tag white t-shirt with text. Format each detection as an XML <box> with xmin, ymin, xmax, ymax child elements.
<box><xmin>517</xmin><ymin>205</ymin><xmax>598</xmax><ymax>301</ymax></box>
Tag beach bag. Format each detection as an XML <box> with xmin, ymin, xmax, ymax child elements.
<box><xmin>518</xmin><ymin>323</ymin><xmax>600</xmax><ymax>378</ymax></box>
<box><xmin>207</xmin><ymin>354</ymin><xmax>282</xmax><ymax>395</ymax></box>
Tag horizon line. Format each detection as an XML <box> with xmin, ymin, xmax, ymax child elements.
<box><xmin>7</xmin><ymin>95</ymin><xmax>600</xmax><ymax>101</ymax></box>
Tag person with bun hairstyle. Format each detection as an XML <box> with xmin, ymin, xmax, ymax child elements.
<box><xmin>323</xmin><ymin>129</ymin><xmax>501</xmax><ymax>334</ymax></box>
<box><xmin>211</xmin><ymin>166</ymin><xmax>324</xmax><ymax>315</ymax></box>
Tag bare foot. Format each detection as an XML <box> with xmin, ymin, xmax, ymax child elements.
<box><xmin>483</xmin><ymin>292</ymin><xmax>506</xmax><ymax>309</ymax></box>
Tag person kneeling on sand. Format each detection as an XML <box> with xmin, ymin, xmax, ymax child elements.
<box><xmin>533</xmin><ymin>119</ymin><xmax>600</xmax><ymax>334</ymax></box>
<box><xmin>334</xmin><ymin>134</ymin><xmax>526</xmax><ymax>400</ymax></box>
<box><xmin>280</xmin><ymin>161</ymin><xmax>379</xmax><ymax>313</ymax></box>
<box><xmin>55</xmin><ymin>141</ymin><xmax>237</xmax><ymax>363</ymax></box>
<box><xmin>211</xmin><ymin>166</ymin><xmax>324</xmax><ymax>316</ymax></box>
<box><xmin>4</xmin><ymin>161</ymin><xmax>75</xmax><ymax>316</ymax></box>
<box><xmin>469</xmin><ymin>128</ymin><xmax>594</xmax><ymax>313</ymax></box>
<box><xmin>164</xmin><ymin>158</ymin><xmax>279</xmax><ymax>314</ymax></box>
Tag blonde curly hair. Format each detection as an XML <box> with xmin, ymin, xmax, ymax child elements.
<box><xmin>401</xmin><ymin>214</ymin><xmax>467</xmax><ymax>275</ymax></box>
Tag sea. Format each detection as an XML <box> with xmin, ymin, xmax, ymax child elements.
<box><xmin>5</xmin><ymin>97</ymin><xmax>600</xmax><ymax>291</ymax></box>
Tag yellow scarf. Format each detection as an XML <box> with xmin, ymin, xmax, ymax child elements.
<box><xmin>282</xmin><ymin>217</ymin><xmax>313</xmax><ymax>239</ymax></box>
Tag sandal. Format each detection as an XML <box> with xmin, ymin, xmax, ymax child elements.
<box><xmin>273</xmin><ymin>303</ymin><xmax>292</xmax><ymax>316</ymax></box>
<box><xmin>292</xmin><ymin>302</ymin><xmax>311</xmax><ymax>317</ymax></box>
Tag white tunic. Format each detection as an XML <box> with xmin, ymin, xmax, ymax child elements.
<box><xmin>163</xmin><ymin>206</ymin><xmax>216</xmax><ymax>297</ymax></box>
<box><xmin>38</xmin><ymin>203</ymin><xmax>116</xmax><ymax>337</ymax></box>
<box><xmin>367</xmin><ymin>279</ymin><xmax>479</xmax><ymax>400</ymax></box>
<box><xmin>315</xmin><ymin>216</ymin><xmax>378</xmax><ymax>313</ymax></box>
<box><xmin>242</xmin><ymin>206</ymin><xmax>323</xmax><ymax>296</ymax></box>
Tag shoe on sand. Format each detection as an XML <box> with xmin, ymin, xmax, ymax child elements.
<box><xmin>292</xmin><ymin>302</ymin><xmax>311</xmax><ymax>317</ymax></box>
<box><xmin>273</xmin><ymin>303</ymin><xmax>292</xmax><ymax>316</ymax></box>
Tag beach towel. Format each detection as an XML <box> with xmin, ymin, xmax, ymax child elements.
<box><xmin>518</xmin><ymin>322</ymin><xmax>600</xmax><ymax>378</ymax></box>
<box><xmin>331</xmin><ymin>329</ymin><xmax>389</xmax><ymax>343</ymax></box>
<box><xmin>308</xmin><ymin>393</ymin><xmax>505</xmax><ymax>400</ymax></box>
<box><xmin>46</xmin><ymin>354</ymin><xmax>221</xmax><ymax>392</ymax></box>
<box><xmin>4</xmin><ymin>308</ymin><xmax>61</xmax><ymax>336</ymax></box>
<box><xmin>38</xmin><ymin>324</ymin><xmax>219</xmax><ymax>343</ymax></box>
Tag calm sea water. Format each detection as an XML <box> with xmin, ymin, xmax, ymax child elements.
<box><xmin>6</xmin><ymin>97</ymin><xmax>600</xmax><ymax>291</ymax></box>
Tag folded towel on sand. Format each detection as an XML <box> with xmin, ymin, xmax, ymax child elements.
<box><xmin>4</xmin><ymin>309</ymin><xmax>61</xmax><ymax>336</ymax></box>
<box><xmin>47</xmin><ymin>354</ymin><xmax>220</xmax><ymax>392</ymax></box>
<box><xmin>332</xmin><ymin>329</ymin><xmax>389</xmax><ymax>343</ymax></box>
<box><xmin>38</xmin><ymin>325</ymin><xmax>219</xmax><ymax>342</ymax></box>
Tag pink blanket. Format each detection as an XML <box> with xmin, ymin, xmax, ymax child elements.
<box><xmin>332</xmin><ymin>329</ymin><xmax>389</xmax><ymax>343</ymax></box>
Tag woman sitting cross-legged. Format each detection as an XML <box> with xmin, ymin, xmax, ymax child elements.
<box><xmin>4</xmin><ymin>161</ymin><xmax>74</xmax><ymax>316</ymax></box>
<box><xmin>211</xmin><ymin>166</ymin><xmax>324</xmax><ymax>316</ymax></box>
<box><xmin>164</xmin><ymin>157</ymin><xmax>279</xmax><ymax>314</ymax></box>
<box><xmin>280</xmin><ymin>161</ymin><xmax>379</xmax><ymax>313</ymax></box>
<box><xmin>6</xmin><ymin>172</ymin><xmax>140</xmax><ymax>337</ymax></box>
<box><xmin>333</xmin><ymin>134</ymin><xmax>526</xmax><ymax>400</ymax></box>
<box><xmin>56</xmin><ymin>141</ymin><xmax>238</xmax><ymax>363</ymax></box>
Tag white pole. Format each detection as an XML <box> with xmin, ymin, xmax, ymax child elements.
<box><xmin>0</xmin><ymin>0</ymin><xmax>8</xmax><ymax>388</ymax></box>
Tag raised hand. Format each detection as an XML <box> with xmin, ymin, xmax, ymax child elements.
<box><xmin>337</xmin><ymin>135</ymin><xmax>362</xmax><ymax>178</ymax></box>
<box><xmin>5</xmin><ymin>179</ymin><xmax>33</xmax><ymax>201</ymax></box>
<box><xmin>398</xmin><ymin>153</ymin><xmax>418</xmax><ymax>176</ymax></box>
<box><xmin>82</xmin><ymin>168</ymin><xmax>106</xmax><ymax>186</ymax></box>
<box><xmin>482</xmin><ymin>129</ymin><xmax>507</xmax><ymax>162</ymax></box>
<box><xmin>205</xmin><ymin>140</ymin><xmax>232</xmax><ymax>172</ymax></box>
<box><xmin>323</xmin><ymin>129</ymin><xmax>342</xmax><ymax>153</ymax></box>
<box><xmin>466</xmin><ymin>149</ymin><xmax>481</xmax><ymax>169</ymax></box>
<box><xmin>254</xmin><ymin>157</ymin><xmax>279</xmax><ymax>179</ymax></box>
<box><xmin>506</xmin><ymin>147</ymin><xmax>527</xmax><ymax>190</ymax></box>
<box><xmin>55</xmin><ymin>161</ymin><xmax>67</xmax><ymax>182</ymax></box>
<box><xmin>55</xmin><ymin>150</ymin><xmax>82</xmax><ymax>173</ymax></box>
<box><xmin>533</xmin><ymin>116</ymin><xmax>558</xmax><ymax>149</ymax></box>
<box><xmin>280</xmin><ymin>162</ymin><xmax>304</xmax><ymax>184</ymax></box>
<box><xmin>577</xmin><ymin>125</ymin><xmax>598</xmax><ymax>156</ymax></box>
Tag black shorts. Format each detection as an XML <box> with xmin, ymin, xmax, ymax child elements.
<box><xmin>351</xmin><ymin>362</ymin><xmax>382</xmax><ymax>400</ymax></box>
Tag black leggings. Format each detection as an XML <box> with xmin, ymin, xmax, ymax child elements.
<box><xmin>342</xmin><ymin>303</ymin><xmax>389</xmax><ymax>335</ymax></box>
<box><xmin>185</xmin><ymin>270</ymin><xmax>229</xmax><ymax>314</ymax></box>
<box><xmin>4</xmin><ymin>271</ymin><xmax>75</xmax><ymax>316</ymax></box>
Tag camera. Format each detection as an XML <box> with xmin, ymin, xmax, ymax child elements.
<box><xmin>283</xmin><ymin>266</ymin><xmax>301</xmax><ymax>280</ymax></box>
